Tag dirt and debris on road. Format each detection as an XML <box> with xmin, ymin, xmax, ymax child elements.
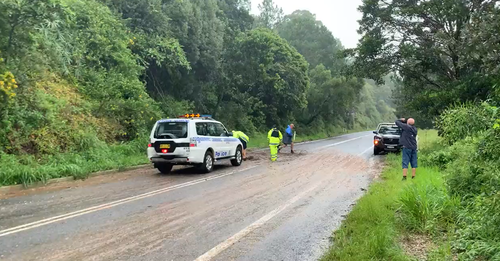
<box><xmin>0</xmin><ymin>133</ymin><xmax>384</xmax><ymax>261</ymax></box>
<box><xmin>2</xmin><ymin>148</ymin><xmax>380</xmax><ymax>261</ymax></box>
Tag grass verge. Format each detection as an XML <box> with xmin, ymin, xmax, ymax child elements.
<box><xmin>0</xmin><ymin>138</ymin><xmax>149</xmax><ymax>187</ymax></box>
<box><xmin>321</xmin><ymin>130</ymin><xmax>457</xmax><ymax>261</ymax></box>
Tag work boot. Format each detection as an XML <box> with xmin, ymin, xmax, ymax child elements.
<box><xmin>402</xmin><ymin>176</ymin><xmax>407</xmax><ymax>181</ymax></box>
<box><xmin>291</xmin><ymin>150</ymin><xmax>295</xmax><ymax>154</ymax></box>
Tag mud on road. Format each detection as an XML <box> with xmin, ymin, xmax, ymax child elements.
<box><xmin>0</xmin><ymin>133</ymin><xmax>383</xmax><ymax>261</ymax></box>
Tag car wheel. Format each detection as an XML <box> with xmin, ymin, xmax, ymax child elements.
<box><xmin>157</xmin><ymin>164</ymin><xmax>173</xmax><ymax>174</ymax></box>
<box><xmin>199</xmin><ymin>150</ymin><xmax>214</xmax><ymax>173</ymax></box>
<box><xmin>374</xmin><ymin>147</ymin><xmax>381</xmax><ymax>155</ymax></box>
<box><xmin>231</xmin><ymin>146</ymin><xmax>243</xmax><ymax>166</ymax></box>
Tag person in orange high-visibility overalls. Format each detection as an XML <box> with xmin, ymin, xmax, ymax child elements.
<box><xmin>267</xmin><ymin>126</ymin><xmax>283</xmax><ymax>162</ymax></box>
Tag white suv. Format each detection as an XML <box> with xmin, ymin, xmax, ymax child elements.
<box><xmin>147</xmin><ymin>115</ymin><xmax>244</xmax><ymax>174</ymax></box>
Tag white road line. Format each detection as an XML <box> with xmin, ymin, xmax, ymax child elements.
<box><xmin>358</xmin><ymin>146</ymin><xmax>374</xmax><ymax>156</ymax></box>
<box><xmin>0</xmin><ymin>166</ymin><xmax>258</xmax><ymax>238</ymax></box>
<box><xmin>194</xmin><ymin>183</ymin><xmax>320</xmax><ymax>261</ymax></box>
<box><xmin>318</xmin><ymin>134</ymin><xmax>371</xmax><ymax>150</ymax></box>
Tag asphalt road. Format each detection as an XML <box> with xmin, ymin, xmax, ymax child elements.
<box><xmin>0</xmin><ymin>131</ymin><xmax>382</xmax><ymax>261</ymax></box>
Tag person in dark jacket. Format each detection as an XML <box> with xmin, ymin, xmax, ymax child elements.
<box><xmin>281</xmin><ymin>123</ymin><xmax>295</xmax><ymax>154</ymax></box>
<box><xmin>395</xmin><ymin>118</ymin><xmax>418</xmax><ymax>180</ymax></box>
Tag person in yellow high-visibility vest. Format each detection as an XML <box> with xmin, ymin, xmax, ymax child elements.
<box><xmin>267</xmin><ymin>126</ymin><xmax>283</xmax><ymax>162</ymax></box>
<box><xmin>232</xmin><ymin>130</ymin><xmax>249</xmax><ymax>160</ymax></box>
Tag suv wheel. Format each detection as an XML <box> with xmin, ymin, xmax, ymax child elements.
<box><xmin>157</xmin><ymin>164</ymin><xmax>173</xmax><ymax>174</ymax></box>
<box><xmin>199</xmin><ymin>151</ymin><xmax>214</xmax><ymax>173</ymax></box>
<box><xmin>374</xmin><ymin>147</ymin><xmax>382</xmax><ymax>155</ymax></box>
<box><xmin>231</xmin><ymin>146</ymin><xmax>243</xmax><ymax>166</ymax></box>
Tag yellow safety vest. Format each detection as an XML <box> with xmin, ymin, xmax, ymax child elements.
<box><xmin>267</xmin><ymin>128</ymin><xmax>282</xmax><ymax>145</ymax></box>
<box><xmin>232</xmin><ymin>131</ymin><xmax>249</xmax><ymax>143</ymax></box>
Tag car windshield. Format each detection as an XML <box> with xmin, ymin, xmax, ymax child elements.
<box><xmin>378</xmin><ymin>126</ymin><xmax>402</xmax><ymax>135</ymax></box>
<box><xmin>154</xmin><ymin>121</ymin><xmax>188</xmax><ymax>139</ymax></box>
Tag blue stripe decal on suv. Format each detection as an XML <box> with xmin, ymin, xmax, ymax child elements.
<box><xmin>193</xmin><ymin>137</ymin><xmax>239</xmax><ymax>143</ymax></box>
<box><xmin>157</xmin><ymin>119</ymin><xmax>189</xmax><ymax>123</ymax></box>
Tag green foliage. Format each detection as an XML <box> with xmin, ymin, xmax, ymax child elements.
<box><xmin>0</xmin><ymin>0</ymin><xmax>397</xmax><ymax>184</ymax></box>
<box><xmin>277</xmin><ymin>10</ymin><xmax>344</xmax><ymax>74</ymax></box>
<box><xmin>225</xmin><ymin>28</ymin><xmax>310</xmax><ymax>129</ymax></box>
<box><xmin>255</xmin><ymin>0</ymin><xmax>283</xmax><ymax>29</ymax></box>
<box><xmin>436</xmin><ymin>103</ymin><xmax>494</xmax><ymax>145</ymax></box>
<box><xmin>424</xmin><ymin>104</ymin><xmax>500</xmax><ymax>260</ymax></box>
<box><xmin>352</xmin><ymin>0</ymin><xmax>500</xmax><ymax>120</ymax></box>
<box><xmin>0</xmin><ymin>138</ymin><xmax>149</xmax><ymax>187</ymax></box>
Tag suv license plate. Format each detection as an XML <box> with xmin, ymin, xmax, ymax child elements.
<box><xmin>160</xmin><ymin>144</ymin><xmax>171</xmax><ymax>149</ymax></box>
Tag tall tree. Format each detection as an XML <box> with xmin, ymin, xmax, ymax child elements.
<box><xmin>277</xmin><ymin>10</ymin><xmax>344</xmax><ymax>75</ymax></box>
<box><xmin>255</xmin><ymin>0</ymin><xmax>284</xmax><ymax>29</ymax></box>
<box><xmin>225</xmin><ymin>28</ymin><xmax>309</xmax><ymax>129</ymax></box>
<box><xmin>302</xmin><ymin>64</ymin><xmax>363</xmax><ymax>127</ymax></box>
<box><xmin>349</xmin><ymin>0</ymin><xmax>500</xmax><ymax>118</ymax></box>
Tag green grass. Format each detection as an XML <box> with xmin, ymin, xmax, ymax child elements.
<box><xmin>0</xmin><ymin>138</ymin><xmax>149</xmax><ymax>187</ymax></box>
<box><xmin>321</xmin><ymin>130</ymin><xmax>457</xmax><ymax>261</ymax></box>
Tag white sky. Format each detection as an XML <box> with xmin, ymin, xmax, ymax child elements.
<box><xmin>250</xmin><ymin>0</ymin><xmax>363</xmax><ymax>48</ymax></box>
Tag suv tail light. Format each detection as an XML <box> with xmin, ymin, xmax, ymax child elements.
<box><xmin>148</xmin><ymin>143</ymin><xmax>152</xmax><ymax>147</ymax></box>
<box><xmin>190</xmin><ymin>138</ymin><xmax>197</xmax><ymax>147</ymax></box>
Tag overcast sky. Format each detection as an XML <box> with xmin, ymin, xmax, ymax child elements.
<box><xmin>250</xmin><ymin>0</ymin><xmax>363</xmax><ymax>48</ymax></box>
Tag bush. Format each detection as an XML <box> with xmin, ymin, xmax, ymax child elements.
<box><xmin>436</xmin><ymin>103</ymin><xmax>495</xmax><ymax>145</ymax></box>
<box><xmin>398</xmin><ymin>174</ymin><xmax>459</xmax><ymax>233</ymax></box>
<box><xmin>453</xmin><ymin>195</ymin><xmax>500</xmax><ymax>261</ymax></box>
<box><xmin>433</xmin><ymin>102</ymin><xmax>500</xmax><ymax>260</ymax></box>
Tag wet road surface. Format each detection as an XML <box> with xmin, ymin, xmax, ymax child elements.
<box><xmin>0</xmin><ymin>131</ymin><xmax>382</xmax><ymax>261</ymax></box>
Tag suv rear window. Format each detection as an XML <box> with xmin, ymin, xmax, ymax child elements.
<box><xmin>155</xmin><ymin>121</ymin><xmax>188</xmax><ymax>139</ymax></box>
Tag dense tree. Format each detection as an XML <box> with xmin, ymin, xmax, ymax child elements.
<box><xmin>277</xmin><ymin>10</ymin><xmax>344</xmax><ymax>74</ymax></box>
<box><xmin>302</xmin><ymin>65</ymin><xmax>363</xmax><ymax>127</ymax></box>
<box><xmin>0</xmin><ymin>0</ymin><xmax>396</xmax><ymax>156</ymax></box>
<box><xmin>225</xmin><ymin>28</ymin><xmax>309</xmax><ymax>129</ymax></box>
<box><xmin>255</xmin><ymin>0</ymin><xmax>284</xmax><ymax>29</ymax></box>
<box><xmin>349</xmin><ymin>0</ymin><xmax>500</xmax><ymax>119</ymax></box>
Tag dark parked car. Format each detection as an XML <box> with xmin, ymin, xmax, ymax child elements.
<box><xmin>373</xmin><ymin>123</ymin><xmax>402</xmax><ymax>155</ymax></box>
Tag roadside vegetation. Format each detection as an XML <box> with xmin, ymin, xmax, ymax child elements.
<box><xmin>0</xmin><ymin>0</ymin><xmax>396</xmax><ymax>187</ymax></box>
<box><xmin>323</xmin><ymin>0</ymin><xmax>500</xmax><ymax>260</ymax></box>
<box><xmin>323</xmin><ymin>107</ymin><xmax>500</xmax><ymax>260</ymax></box>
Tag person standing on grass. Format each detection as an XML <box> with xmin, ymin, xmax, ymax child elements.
<box><xmin>395</xmin><ymin>118</ymin><xmax>418</xmax><ymax>180</ymax></box>
<box><xmin>281</xmin><ymin>123</ymin><xmax>295</xmax><ymax>154</ymax></box>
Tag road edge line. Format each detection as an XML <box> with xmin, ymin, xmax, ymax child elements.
<box><xmin>0</xmin><ymin>166</ymin><xmax>258</xmax><ymax>237</ymax></box>
<box><xmin>194</xmin><ymin>183</ymin><xmax>320</xmax><ymax>261</ymax></box>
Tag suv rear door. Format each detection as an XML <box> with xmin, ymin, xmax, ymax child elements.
<box><xmin>153</xmin><ymin>120</ymin><xmax>190</xmax><ymax>154</ymax></box>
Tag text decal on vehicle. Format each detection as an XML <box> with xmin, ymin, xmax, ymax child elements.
<box><xmin>215</xmin><ymin>151</ymin><xmax>228</xmax><ymax>158</ymax></box>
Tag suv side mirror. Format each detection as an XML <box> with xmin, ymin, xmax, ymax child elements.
<box><xmin>373</xmin><ymin>130</ymin><xmax>378</xmax><ymax>134</ymax></box>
